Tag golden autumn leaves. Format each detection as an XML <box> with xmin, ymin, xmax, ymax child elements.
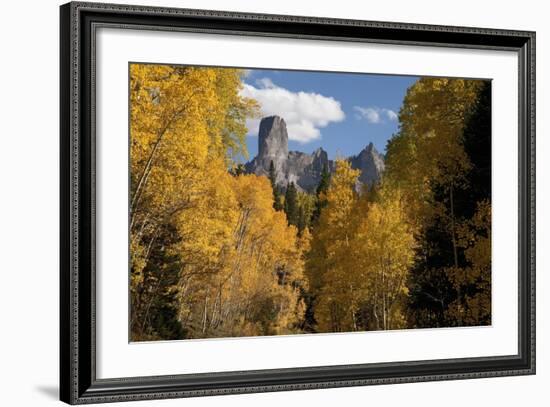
<box><xmin>385</xmin><ymin>78</ymin><xmax>491</xmax><ymax>327</ymax></box>
<box><xmin>307</xmin><ymin>163</ymin><xmax>415</xmax><ymax>332</ymax></box>
<box><xmin>130</xmin><ymin>65</ymin><xmax>491</xmax><ymax>341</ymax></box>
<box><xmin>130</xmin><ymin>64</ymin><xmax>305</xmax><ymax>339</ymax></box>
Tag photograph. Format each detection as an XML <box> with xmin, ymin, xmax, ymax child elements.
<box><xmin>129</xmin><ymin>64</ymin><xmax>492</xmax><ymax>341</ymax></box>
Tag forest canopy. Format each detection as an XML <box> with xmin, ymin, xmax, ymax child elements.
<box><xmin>129</xmin><ymin>64</ymin><xmax>491</xmax><ymax>341</ymax></box>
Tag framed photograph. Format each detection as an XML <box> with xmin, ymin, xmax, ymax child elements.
<box><xmin>60</xmin><ymin>1</ymin><xmax>535</xmax><ymax>404</ymax></box>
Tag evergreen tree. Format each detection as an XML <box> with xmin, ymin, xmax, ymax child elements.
<box><xmin>317</xmin><ymin>163</ymin><xmax>331</xmax><ymax>196</ymax></box>
<box><xmin>230</xmin><ymin>163</ymin><xmax>246</xmax><ymax>176</ymax></box>
<box><xmin>311</xmin><ymin>164</ymin><xmax>331</xmax><ymax>223</ymax></box>
<box><xmin>284</xmin><ymin>182</ymin><xmax>299</xmax><ymax>226</ymax></box>
<box><xmin>405</xmin><ymin>81</ymin><xmax>492</xmax><ymax>328</ymax></box>
<box><xmin>268</xmin><ymin>160</ymin><xmax>276</xmax><ymax>185</ymax></box>
<box><xmin>268</xmin><ymin>160</ymin><xmax>283</xmax><ymax>211</ymax></box>
<box><xmin>297</xmin><ymin>205</ymin><xmax>307</xmax><ymax>236</ymax></box>
<box><xmin>445</xmin><ymin>81</ymin><xmax>492</xmax><ymax>325</ymax></box>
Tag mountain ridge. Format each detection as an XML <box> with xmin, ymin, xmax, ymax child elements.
<box><xmin>245</xmin><ymin>115</ymin><xmax>385</xmax><ymax>193</ymax></box>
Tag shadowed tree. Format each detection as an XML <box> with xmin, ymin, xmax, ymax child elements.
<box><xmin>311</xmin><ymin>164</ymin><xmax>331</xmax><ymax>224</ymax></box>
<box><xmin>284</xmin><ymin>182</ymin><xmax>299</xmax><ymax>226</ymax></box>
<box><xmin>268</xmin><ymin>160</ymin><xmax>283</xmax><ymax>211</ymax></box>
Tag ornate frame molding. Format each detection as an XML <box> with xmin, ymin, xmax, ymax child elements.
<box><xmin>60</xmin><ymin>2</ymin><xmax>535</xmax><ymax>404</ymax></box>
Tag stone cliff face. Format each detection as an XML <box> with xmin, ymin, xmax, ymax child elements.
<box><xmin>245</xmin><ymin>115</ymin><xmax>384</xmax><ymax>193</ymax></box>
<box><xmin>349</xmin><ymin>142</ymin><xmax>385</xmax><ymax>187</ymax></box>
<box><xmin>255</xmin><ymin>116</ymin><xmax>289</xmax><ymax>185</ymax></box>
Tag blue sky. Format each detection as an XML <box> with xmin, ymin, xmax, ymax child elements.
<box><xmin>240</xmin><ymin>69</ymin><xmax>418</xmax><ymax>160</ymax></box>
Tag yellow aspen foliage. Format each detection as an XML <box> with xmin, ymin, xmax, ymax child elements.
<box><xmin>308</xmin><ymin>160</ymin><xmax>361</xmax><ymax>332</ymax></box>
<box><xmin>398</xmin><ymin>78</ymin><xmax>481</xmax><ymax>179</ymax></box>
<box><xmin>446</xmin><ymin>200</ymin><xmax>491</xmax><ymax>324</ymax></box>
<box><xmin>384</xmin><ymin>78</ymin><xmax>491</xmax><ymax>328</ymax></box>
<box><xmin>130</xmin><ymin>67</ymin><xmax>491</xmax><ymax>339</ymax></box>
<box><xmin>351</xmin><ymin>189</ymin><xmax>416</xmax><ymax>330</ymax></box>
<box><xmin>385</xmin><ymin>78</ymin><xmax>484</xmax><ymax>227</ymax></box>
<box><xmin>129</xmin><ymin>64</ymin><xmax>304</xmax><ymax>340</ymax></box>
<box><xmin>306</xmin><ymin>160</ymin><xmax>359</xmax><ymax>282</ymax></box>
<box><xmin>307</xmin><ymin>160</ymin><xmax>415</xmax><ymax>333</ymax></box>
<box><xmin>173</xmin><ymin>174</ymin><xmax>305</xmax><ymax>338</ymax></box>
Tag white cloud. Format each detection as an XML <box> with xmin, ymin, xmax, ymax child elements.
<box><xmin>354</xmin><ymin>107</ymin><xmax>381</xmax><ymax>123</ymax></box>
<box><xmin>255</xmin><ymin>77</ymin><xmax>276</xmax><ymax>89</ymax></box>
<box><xmin>385</xmin><ymin>109</ymin><xmax>398</xmax><ymax>121</ymax></box>
<box><xmin>354</xmin><ymin>106</ymin><xmax>398</xmax><ymax>124</ymax></box>
<box><xmin>240</xmin><ymin>78</ymin><xmax>345</xmax><ymax>143</ymax></box>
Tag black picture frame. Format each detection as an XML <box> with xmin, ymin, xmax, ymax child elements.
<box><xmin>60</xmin><ymin>1</ymin><xmax>536</xmax><ymax>404</ymax></box>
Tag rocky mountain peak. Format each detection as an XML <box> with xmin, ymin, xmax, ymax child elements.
<box><xmin>245</xmin><ymin>116</ymin><xmax>384</xmax><ymax>193</ymax></box>
<box><xmin>258</xmin><ymin>115</ymin><xmax>288</xmax><ymax>163</ymax></box>
<box><xmin>312</xmin><ymin>147</ymin><xmax>326</xmax><ymax>156</ymax></box>
<box><xmin>349</xmin><ymin>143</ymin><xmax>385</xmax><ymax>187</ymax></box>
<box><xmin>249</xmin><ymin>116</ymin><xmax>289</xmax><ymax>185</ymax></box>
